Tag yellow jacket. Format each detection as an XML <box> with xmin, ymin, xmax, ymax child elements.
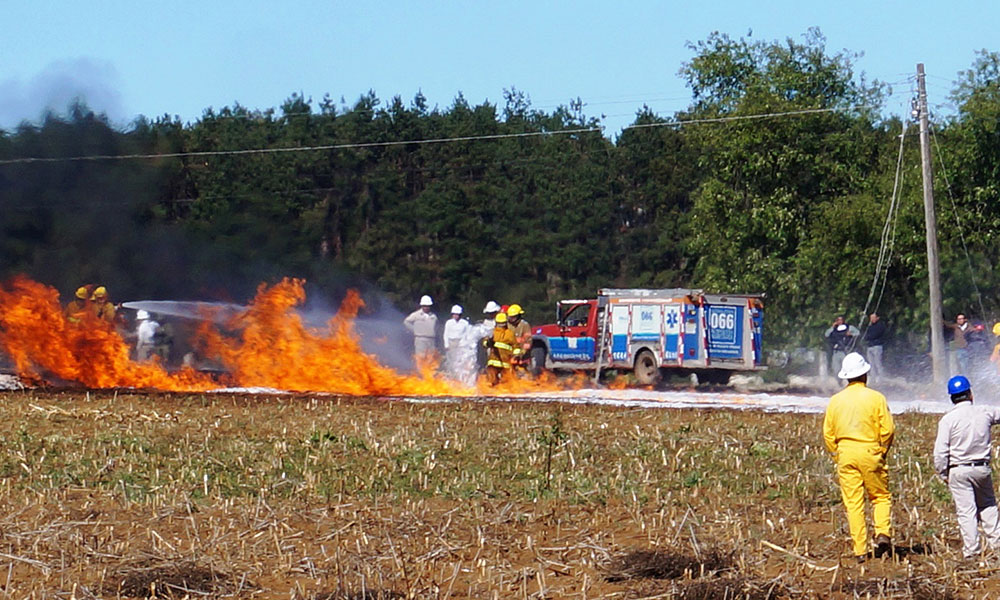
<box><xmin>487</xmin><ymin>326</ymin><xmax>517</xmax><ymax>368</ymax></box>
<box><xmin>823</xmin><ymin>382</ymin><xmax>894</xmax><ymax>455</ymax></box>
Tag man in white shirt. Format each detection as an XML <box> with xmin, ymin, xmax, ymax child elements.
<box><xmin>442</xmin><ymin>305</ymin><xmax>470</xmax><ymax>380</ymax></box>
<box><xmin>934</xmin><ymin>375</ymin><xmax>1000</xmax><ymax>559</ymax></box>
<box><xmin>403</xmin><ymin>295</ymin><xmax>438</xmax><ymax>363</ymax></box>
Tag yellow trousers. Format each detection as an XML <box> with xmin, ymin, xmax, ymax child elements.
<box><xmin>836</xmin><ymin>444</ymin><xmax>892</xmax><ymax>557</ymax></box>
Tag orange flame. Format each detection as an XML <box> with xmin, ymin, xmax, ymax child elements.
<box><xmin>0</xmin><ymin>276</ymin><xmax>582</xmax><ymax>396</ymax></box>
<box><xmin>0</xmin><ymin>276</ymin><xmax>212</xmax><ymax>390</ymax></box>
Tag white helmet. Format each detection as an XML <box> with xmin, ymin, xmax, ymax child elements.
<box><xmin>450</xmin><ymin>304</ymin><xmax>463</xmax><ymax>315</ymax></box>
<box><xmin>136</xmin><ymin>310</ymin><xmax>150</xmax><ymax>320</ymax></box>
<box><xmin>838</xmin><ymin>352</ymin><xmax>871</xmax><ymax>380</ymax></box>
<box><xmin>419</xmin><ymin>295</ymin><xmax>433</xmax><ymax>307</ymax></box>
<box><xmin>483</xmin><ymin>300</ymin><xmax>501</xmax><ymax>313</ymax></box>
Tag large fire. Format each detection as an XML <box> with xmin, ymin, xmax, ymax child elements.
<box><xmin>0</xmin><ymin>276</ymin><xmax>579</xmax><ymax>396</ymax></box>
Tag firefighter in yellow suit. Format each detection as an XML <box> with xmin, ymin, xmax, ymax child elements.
<box><xmin>484</xmin><ymin>312</ymin><xmax>516</xmax><ymax>385</ymax></box>
<box><xmin>823</xmin><ymin>352</ymin><xmax>895</xmax><ymax>562</ymax></box>
<box><xmin>64</xmin><ymin>286</ymin><xmax>92</xmax><ymax>324</ymax></box>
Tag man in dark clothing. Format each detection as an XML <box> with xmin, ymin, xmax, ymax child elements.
<box><xmin>865</xmin><ymin>313</ymin><xmax>888</xmax><ymax>383</ymax></box>
<box><xmin>825</xmin><ymin>316</ymin><xmax>860</xmax><ymax>376</ymax></box>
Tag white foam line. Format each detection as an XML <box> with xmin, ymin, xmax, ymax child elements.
<box><xmin>205</xmin><ymin>385</ymin><xmax>953</xmax><ymax>414</ymax></box>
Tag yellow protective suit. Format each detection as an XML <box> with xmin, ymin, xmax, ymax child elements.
<box><xmin>823</xmin><ymin>381</ymin><xmax>895</xmax><ymax>557</ymax></box>
<box><xmin>485</xmin><ymin>325</ymin><xmax>516</xmax><ymax>385</ymax></box>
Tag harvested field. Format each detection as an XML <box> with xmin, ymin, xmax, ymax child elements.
<box><xmin>0</xmin><ymin>390</ymin><xmax>995</xmax><ymax>598</ymax></box>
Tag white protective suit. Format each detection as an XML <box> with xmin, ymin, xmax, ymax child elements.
<box><xmin>443</xmin><ymin>316</ymin><xmax>471</xmax><ymax>380</ymax></box>
<box><xmin>455</xmin><ymin>319</ymin><xmax>494</xmax><ymax>387</ymax></box>
<box><xmin>136</xmin><ymin>318</ymin><xmax>161</xmax><ymax>361</ymax></box>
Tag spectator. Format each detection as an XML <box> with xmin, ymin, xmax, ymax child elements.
<box><xmin>825</xmin><ymin>316</ymin><xmax>860</xmax><ymax>376</ymax></box>
<box><xmin>945</xmin><ymin>314</ymin><xmax>972</xmax><ymax>375</ymax></box>
<box><xmin>865</xmin><ymin>313</ymin><xmax>888</xmax><ymax>382</ymax></box>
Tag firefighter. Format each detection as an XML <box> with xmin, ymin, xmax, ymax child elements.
<box><xmin>403</xmin><ymin>295</ymin><xmax>438</xmax><ymax>363</ymax></box>
<box><xmin>506</xmin><ymin>304</ymin><xmax>533</xmax><ymax>372</ymax></box>
<box><xmin>64</xmin><ymin>285</ymin><xmax>92</xmax><ymax>324</ymax></box>
<box><xmin>484</xmin><ymin>312</ymin><xmax>516</xmax><ymax>385</ymax></box>
<box><xmin>90</xmin><ymin>286</ymin><xmax>116</xmax><ymax>323</ymax></box>
<box><xmin>475</xmin><ymin>301</ymin><xmax>501</xmax><ymax>372</ymax></box>
<box><xmin>823</xmin><ymin>352</ymin><xmax>895</xmax><ymax>562</ymax></box>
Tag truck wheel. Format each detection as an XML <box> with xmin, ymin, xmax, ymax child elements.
<box><xmin>530</xmin><ymin>346</ymin><xmax>547</xmax><ymax>376</ymax></box>
<box><xmin>634</xmin><ymin>350</ymin><xmax>660</xmax><ymax>385</ymax></box>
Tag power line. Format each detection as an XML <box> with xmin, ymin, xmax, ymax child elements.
<box><xmin>0</xmin><ymin>104</ymin><xmax>877</xmax><ymax>166</ymax></box>
<box><xmin>0</xmin><ymin>127</ymin><xmax>603</xmax><ymax>165</ymax></box>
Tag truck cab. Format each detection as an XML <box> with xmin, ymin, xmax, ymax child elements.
<box><xmin>532</xmin><ymin>300</ymin><xmax>599</xmax><ymax>368</ymax></box>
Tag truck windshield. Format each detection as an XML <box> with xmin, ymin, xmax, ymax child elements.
<box><xmin>558</xmin><ymin>303</ymin><xmax>589</xmax><ymax>327</ymax></box>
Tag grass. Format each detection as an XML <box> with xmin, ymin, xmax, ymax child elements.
<box><xmin>0</xmin><ymin>389</ymin><xmax>993</xmax><ymax>598</ymax></box>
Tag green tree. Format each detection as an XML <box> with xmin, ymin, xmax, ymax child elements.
<box><xmin>679</xmin><ymin>29</ymin><xmax>888</xmax><ymax>344</ymax></box>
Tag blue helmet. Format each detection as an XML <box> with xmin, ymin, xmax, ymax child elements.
<box><xmin>948</xmin><ymin>375</ymin><xmax>971</xmax><ymax>395</ymax></box>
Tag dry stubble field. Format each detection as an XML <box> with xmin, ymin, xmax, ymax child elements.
<box><xmin>0</xmin><ymin>390</ymin><xmax>994</xmax><ymax>599</ymax></box>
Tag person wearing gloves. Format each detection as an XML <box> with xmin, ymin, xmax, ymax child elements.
<box><xmin>403</xmin><ymin>295</ymin><xmax>438</xmax><ymax>363</ymax></box>
<box><xmin>933</xmin><ymin>375</ymin><xmax>1000</xmax><ymax>560</ymax></box>
<box><xmin>442</xmin><ymin>305</ymin><xmax>470</xmax><ymax>380</ymax></box>
<box><xmin>823</xmin><ymin>352</ymin><xmax>895</xmax><ymax>562</ymax></box>
<box><xmin>64</xmin><ymin>286</ymin><xmax>92</xmax><ymax>324</ymax></box>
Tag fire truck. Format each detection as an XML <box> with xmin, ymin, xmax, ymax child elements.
<box><xmin>529</xmin><ymin>288</ymin><xmax>764</xmax><ymax>384</ymax></box>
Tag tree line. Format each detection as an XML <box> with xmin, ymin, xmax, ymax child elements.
<box><xmin>3</xmin><ymin>29</ymin><xmax>1000</xmax><ymax>353</ymax></box>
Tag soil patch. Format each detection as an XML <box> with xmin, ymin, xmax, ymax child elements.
<box><xmin>106</xmin><ymin>561</ymin><xmax>246</xmax><ymax>598</ymax></box>
<box><xmin>604</xmin><ymin>546</ymin><xmax>736</xmax><ymax>581</ymax></box>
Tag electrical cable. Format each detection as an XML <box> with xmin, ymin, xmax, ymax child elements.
<box><xmin>929</xmin><ymin>121</ymin><xmax>989</xmax><ymax>322</ymax></box>
<box><xmin>0</xmin><ymin>104</ymin><xmax>879</xmax><ymax>166</ymax></box>
<box><xmin>857</xmin><ymin>114</ymin><xmax>908</xmax><ymax>335</ymax></box>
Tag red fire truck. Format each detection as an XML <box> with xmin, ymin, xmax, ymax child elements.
<box><xmin>529</xmin><ymin>288</ymin><xmax>764</xmax><ymax>384</ymax></box>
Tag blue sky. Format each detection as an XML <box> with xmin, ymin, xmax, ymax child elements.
<box><xmin>0</xmin><ymin>1</ymin><xmax>994</xmax><ymax>136</ymax></box>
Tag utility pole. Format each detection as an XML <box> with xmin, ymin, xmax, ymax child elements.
<box><xmin>917</xmin><ymin>63</ymin><xmax>947</xmax><ymax>384</ymax></box>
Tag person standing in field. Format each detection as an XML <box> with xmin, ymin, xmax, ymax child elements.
<box><xmin>864</xmin><ymin>313</ymin><xmax>887</xmax><ymax>383</ymax></box>
<box><xmin>134</xmin><ymin>310</ymin><xmax>160</xmax><ymax>361</ymax></box>
<box><xmin>506</xmin><ymin>304</ymin><xmax>532</xmax><ymax>371</ymax></box>
<box><xmin>403</xmin><ymin>295</ymin><xmax>438</xmax><ymax>364</ymax></box>
<box><xmin>945</xmin><ymin>313</ymin><xmax>972</xmax><ymax>375</ymax></box>
<box><xmin>825</xmin><ymin>316</ymin><xmax>859</xmax><ymax>377</ymax></box>
<box><xmin>442</xmin><ymin>305</ymin><xmax>469</xmax><ymax>380</ymax></box>
<box><xmin>484</xmin><ymin>312</ymin><xmax>516</xmax><ymax>386</ymax></box>
<box><xmin>455</xmin><ymin>301</ymin><xmax>500</xmax><ymax>387</ymax></box>
<box><xmin>823</xmin><ymin>352</ymin><xmax>895</xmax><ymax>562</ymax></box>
<box><xmin>934</xmin><ymin>375</ymin><xmax>1000</xmax><ymax>560</ymax></box>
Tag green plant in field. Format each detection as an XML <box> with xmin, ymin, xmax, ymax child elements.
<box><xmin>536</xmin><ymin>412</ymin><xmax>568</xmax><ymax>493</ymax></box>
<box><xmin>749</xmin><ymin>441</ymin><xmax>772</xmax><ymax>458</ymax></box>
<box><xmin>930</xmin><ymin>478</ymin><xmax>951</xmax><ymax>503</ymax></box>
<box><xmin>683</xmin><ymin>471</ymin><xmax>703</xmax><ymax>487</ymax></box>
<box><xmin>308</xmin><ymin>431</ymin><xmax>338</xmax><ymax>445</ymax></box>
